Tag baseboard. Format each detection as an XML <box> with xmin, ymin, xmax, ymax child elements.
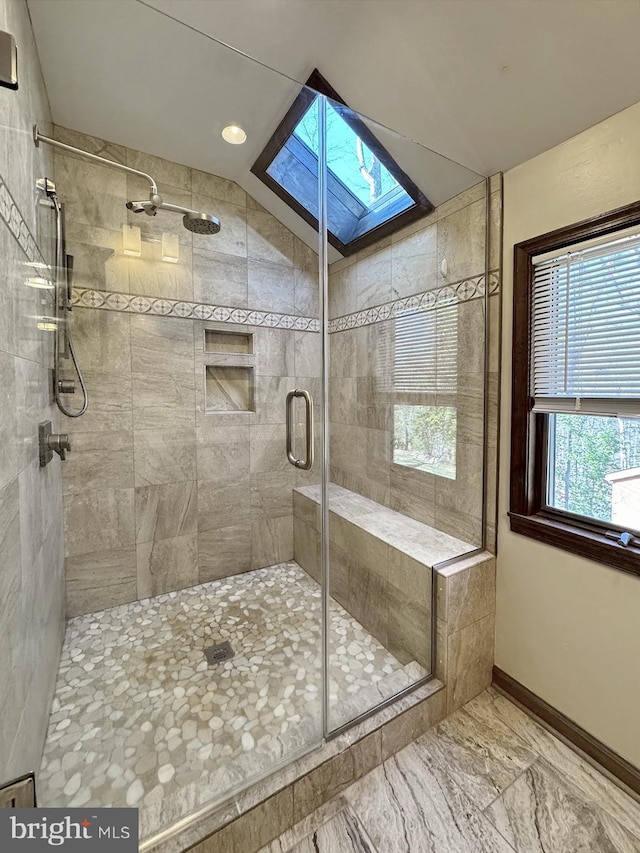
<box><xmin>492</xmin><ymin>666</ymin><xmax>640</xmax><ymax>797</ymax></box>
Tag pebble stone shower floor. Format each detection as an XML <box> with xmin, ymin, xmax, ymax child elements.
<box><xmin>38</xmin><ymin>562</ymin><xmax>424</xmax><ymax>839</ymax></box>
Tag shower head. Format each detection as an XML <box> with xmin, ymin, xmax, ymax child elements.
<box><xmin>126</xmin><ymin>197</ymin><xmax>220</xmax><ymax>234</ymax></box>
<box><xmin>183</xmin><ymin>212</ymin><xmax>221</xmax><ymax>234</ymax></box>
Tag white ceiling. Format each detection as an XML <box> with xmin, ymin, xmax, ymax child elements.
<box><xmin>27</xmin><ymin>0</ymin><xmax>640</xmax><ymax>251</ymax></box>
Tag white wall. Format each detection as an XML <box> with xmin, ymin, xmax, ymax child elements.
<box><xmin>497</xmin><ymin>101</ymin><xmax>640</xmax><ymax>769</ymax></box>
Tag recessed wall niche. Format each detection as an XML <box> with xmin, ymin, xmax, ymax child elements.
<box><xmin>205</xmin><ymin>329</ymin><xmax>253</xmax><ymax>354</ymax></box>
<box><xmin>203</xmin><ymin>327</ymin><xmax>255</xmax><ymax>413</ymax></box>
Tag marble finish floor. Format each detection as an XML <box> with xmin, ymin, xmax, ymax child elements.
<box><xmin>39</xmin><ymin>561</ymin><xmax>424</xmax><ymax>840</ymax></box>
<box><xmin>263</xmin><ymin>688</ymin><xmax>640</xmax><ymax>853</ymax></box>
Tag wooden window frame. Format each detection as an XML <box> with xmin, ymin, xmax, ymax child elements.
<box><xmin>510</xmin><ymin>199</ymin><xmax>640</xmax><ymax>578</ymax></box>
<box><xmin>250</xmin><ymin>69</ymin><xmax>433</xmax><ymax>257</ymax></box>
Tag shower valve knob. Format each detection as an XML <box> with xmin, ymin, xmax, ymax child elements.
<box><xmin>58</xmin><ymin>378</ymin><xmax>76</xmax><ymax>394</ymax></box>
<box><xmin>47</xmin><ymin>433</ymin><xmax>71</xmax><ymax>461</ymax></box>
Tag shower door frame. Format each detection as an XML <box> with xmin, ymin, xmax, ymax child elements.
<box><xmin>318</xmin><ymin>94</ymin><xmax>332</xmax><ymax>742</ymax></box>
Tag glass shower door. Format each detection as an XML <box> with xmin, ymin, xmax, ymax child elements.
<box><xmin>322</xmin><ymin>99</ymin><xmax>488</xmax><ymax>732</ymax></box>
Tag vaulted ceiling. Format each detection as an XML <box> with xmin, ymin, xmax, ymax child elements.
<box><xmin>27</xmin><ymin>0</ymin><xmax>640</xmax><ymax>250</ymax></box>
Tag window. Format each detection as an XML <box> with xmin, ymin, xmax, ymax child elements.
<box><xmin>389</xmin><ymin>305</ymin><xmax>458</xmax><ymax>478</ymax></box>
<box><xmin>510</xmin><ymin>200</ymin><xmax>640</xmax><ymax>576</ymax></box>
<box><xmin>393</xmin><ymin>405</ymin><xmax>457</xmax><ymax>478</ymax></box>
<box><xmin>251</xmin><ymin>70</ymin><xmax>433</xmax><ymax>256</ymax></box>
<box><xmin>546</xmin><ymin>414</ymin><xmax>640</xmax><ymax>525</ymax></box>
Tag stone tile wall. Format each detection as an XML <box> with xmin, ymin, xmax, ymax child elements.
<box><xmin>55</xmin><ymin>132</ymin><xmax>503</xmax><ymax>617</ymax></box>
<box><xmin>53</xmin><ymin>128</ymin><xmax>322</xmax><ymax>617</ymax></box>
<box><xmin>327</xmin><ymin>178</ymin><xmax>503</xmax><ymax>550</ymax></box>
<box><xmin>0</xmin><ymin>0</ymin><xmax>66</xmax><ymax>786</ymax></box>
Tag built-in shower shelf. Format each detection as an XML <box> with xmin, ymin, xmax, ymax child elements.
<box><xmin>205</xmin><ymin>364</ymin><xmax>255</xmax><ymax>413</ymax></box>
<box><xmin>204</xmin><ymin>352</ymin><xmax>254</xmax><ymax>367</ymax></box>
<box><xmin>204</xmin><ymin>328</ymin><xmax>253</xmax><ymax>354</ymax></box>
<box><xmin>202</xmin><ymin>326</ymin><xmax>256</xmax><ymax>413</ymax></box>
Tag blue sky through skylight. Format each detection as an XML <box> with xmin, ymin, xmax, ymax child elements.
<box><xmin>293</xmin><ymin>98</ymin><xmax>406</xmax><ymax>209</ymax></box>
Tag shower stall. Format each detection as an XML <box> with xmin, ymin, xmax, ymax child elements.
<box><xmin>0</xmin><ymin>0</ymin><xmax>498</xmax><ymax>848</ymax></box>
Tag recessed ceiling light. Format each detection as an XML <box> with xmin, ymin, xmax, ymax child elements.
<box><xmin>222</xmin><ymin>125</ymin><xmax>247</xmax><ymax>145</ymax></box>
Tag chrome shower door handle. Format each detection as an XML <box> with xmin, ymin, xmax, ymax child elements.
<box><xmin>286</xmin><ymin>389</ymin><xmax>314</xmax><ymax>470</ymax></box>
<box><xmin>285</xmin><ymin>390</ymin><xmax>296</xmax><ymax>467</ymax></box>
<box><xmin>300</xmin><ymin>390</ymin><xmax>314</xmax><ymax>470</ymax></box>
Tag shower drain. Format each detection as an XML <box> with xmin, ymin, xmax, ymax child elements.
<box><xmin>204</xmin><ymin>641</ymin><xmax>235</xmax><ymax>666</ymax></box>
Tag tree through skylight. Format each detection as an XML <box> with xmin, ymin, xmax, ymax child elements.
<box><xmin>293</xmin><ymin>98</ymin><xmax>400</xmax><ymax>208</ymax></box>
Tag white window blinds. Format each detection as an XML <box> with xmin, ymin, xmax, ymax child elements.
<box><xmin>392</xmin><ymin>305</ymin><xmax>457</xmax><ymax>395</ymax></box>
<box><xmin>531</xmin><ymin>233</ymin><xmax>640</xmax><ymax>416</ymax></box>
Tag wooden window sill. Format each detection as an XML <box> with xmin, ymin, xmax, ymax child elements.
<box><xmin>508</xmin><ymin>512</ymin><xmax>640</xmax><ymax>578</ymax></box>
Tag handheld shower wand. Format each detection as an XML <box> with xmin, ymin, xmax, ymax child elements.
<box><xmin>38</xmin><ymin>176</ymin><xmax>89</xmax><ymax>418</ymax></box>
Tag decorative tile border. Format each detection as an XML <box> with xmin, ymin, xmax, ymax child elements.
<box><xmin>72</xmin><ymin>271</ymin><xmax>499</xmax><ymax>335</ymax></box>
<box><xmin>1</xmin><ymin>168</ymin><xmax>499</xmax><ymax>338</ymax></box>
<box><xmin>328</xmin><ymin>271</ymin><xmax>500</xmax><ymax>333</ymax></box>
<box><xmin>72</xmin><ymin>288</ymin><xmax>321</xmax><ymax>332</ymax></box>
<box><xmin>0</xmin><ymin>173</ymin><xmax>44</xmax><ymax>264</ymax></box>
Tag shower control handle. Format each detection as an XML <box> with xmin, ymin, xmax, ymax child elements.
<box><xmin>286</xmin><ymin>390</ymin><xmax>314</xmax><ymax>471</ymax></box>
<box><xmin>48</xmin><ymin>433</ymin><xmax>71</xmax><ymax>461</ymax></box>
<box><xmin>39</xmin><ymin>420</ymin><xmax>71</xmax><ymax>466</ymax></box>
<box><xmin>58</xmin><ymin>378</ymin><xmax>76</xmax><ymax>395</ymax></box>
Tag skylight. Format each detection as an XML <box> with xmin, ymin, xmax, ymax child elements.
<box><xmin>294</xmin><ymin>99</ymin><xmax>408</xmax><ymax>208</ymax></box>
<box><xmin>251</xmin><ymin>71</ymin><xmax>432</xmax><ymax>256</ymax></box>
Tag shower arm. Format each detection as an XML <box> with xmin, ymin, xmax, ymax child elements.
<box><xmin>33</xmin><ymin>125</ymin><xmax>161</xmax><ymax>199</ymax></box>
<box><xmin>157</xmin><ymin>200</ymin><xmax>206</xmax><ymax>217</ymax></box>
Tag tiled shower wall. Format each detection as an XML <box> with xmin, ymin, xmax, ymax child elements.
<box><xmin>0</xmin><ymin>0</ymin><xmax>66</xmax><ymax>784</ymax></box>
<box><xmin>53</xmin><ymin>127</ymin><xmax>321</xmax><ymax>617</ymax></box>
<box><xmin>327</xmin><ymin>178</ymin><xmax>502</xmax><ymax>549</ymax></box>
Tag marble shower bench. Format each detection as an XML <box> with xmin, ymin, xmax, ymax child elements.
<box><xmin>293</xmin><ymin>482</ymin><xmax>496</xmax><ymax>713</ymax></box>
